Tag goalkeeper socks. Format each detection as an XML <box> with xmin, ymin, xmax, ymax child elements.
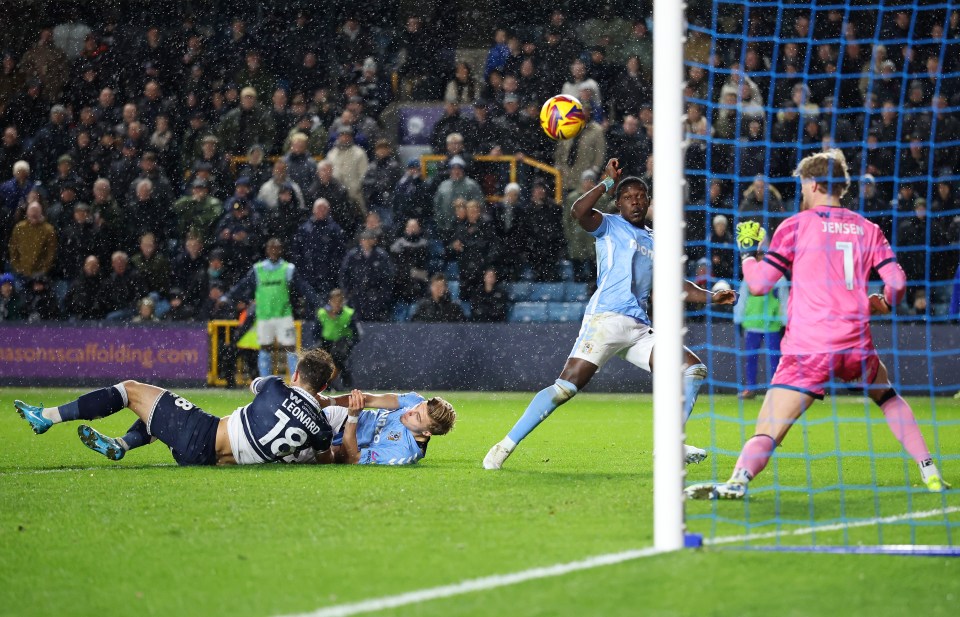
<box><xmin>286</xmin><ymin>351</ymin><xmax>299</xmax><ymax>381</ymax></box>
<box><xmin>119</xmin><ymin>419</ymin><xmax>151</xmax><ymax>451</ymax></box>
<box><xmin>257</xmin><ymin>349</ymin><xmax>272</xmax><ymax>377</ymax></box>
<box><xmin>734</xmin><ymin>434</ymin><xmax>777</xmax><ymax>478</ymax></box>
<box><xmin>681</xmin><ymin>364</ymin><xmax>708</xmax><ymax>423</ymax></box>
<box><xmin>880</xmin><ymin>395</ymin><xmax>931</xmax><ymax>465</ymax></box>
<box><xmin>45</xmin><ymin>384</ymin><xmax>128</xmax><ymax>423</ymax></box>
<box><xmin>506</xmin><ymin>379</ymin><xmax>578</xmax><ymax>444</ymax></box>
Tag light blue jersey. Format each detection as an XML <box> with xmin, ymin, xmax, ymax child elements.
<box><xmin>585</xmin><ymin>213</ymin><xmax>653</xmax><ymax>324</ymax></box>
<box><xmin>332</xmin><ymin>392</ymin><xmax>426</xmax><ymax>465</ymax></box>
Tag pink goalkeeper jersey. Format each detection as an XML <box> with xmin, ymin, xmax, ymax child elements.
<box><xmin>742</xmin><ymin>205</ymin><xmax>906</xmax><ymax>355</ymax></box>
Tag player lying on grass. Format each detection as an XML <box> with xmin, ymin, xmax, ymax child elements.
<box><xmin>15</xmin><ymin>348</ymin><xmax>339</xmax><ymax>466</ymax></box>
<box><xmin>484</xmin><ymin>158</ymin><xmax>738</xmax><ymax>470</ymax></box>
<box><xmin>15</xmin><ymin>342</ymin><xmax>455</xmax><ymax>467</ymax></box>
<box><xmin>72</xmin><ymin>388</ymin><xmax>455</xmax><ymax>466</ymax></box>
<box><xmin>686</xmin><ymin>150</ymin><xmax>949</xmax><ymax>500</ymax></box>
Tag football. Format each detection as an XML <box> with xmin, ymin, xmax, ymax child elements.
<box><xmin>539</xmin><ymin>94</ymin><xmax>587</xmax><ymax>140</ymax></box>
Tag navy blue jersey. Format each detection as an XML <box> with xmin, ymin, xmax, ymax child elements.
<box><xmin>225</xmin><ymin>376</ymin><xmax>333</xmax><ymax>464</ymax></box>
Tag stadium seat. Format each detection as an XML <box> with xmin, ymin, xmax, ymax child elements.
<box><xmin>530</xmin><ymin>282</ymin><xmax>566</xmax><ymax>302</ymax></box>
<box><xmin>507</xmin><ymin>282</ymin><xmax>533</xmax><ymax>302</ymax></box>
<box><xmin>444</xmin><ymin>261</ymin><xmax>460</xmax><ymax>280</ymax></box>
<box><xmin>447</xmin><ymin>280</ymin><xmax>460</xmax><ymax>300</ymax></box>
<box><xmin>392</xmin><ymin>303</ymin><xmax>414</xmax><ymax>322</ymax></box>
<box><xmin>547</xmin><ymin>302</ymin><xmax>586</xmax><ymax>323</ymax></box>
<box><xmin>508</xmin><ymin>302</ymin><xmax>550</xmax><ymax>323</ymax></box>
<box><xmin>559</xmin><ymin>260</ymin><xmax>575</xmax><ymax>281</ymax></box>
<box><xmin>564</xmin><ymin>282</ymin><xmax>589</xmax><ymax>302</ymax></box>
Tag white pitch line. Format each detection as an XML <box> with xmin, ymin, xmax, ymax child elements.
<box><xmin>274</xmin><ymin>547</ymin><xmax>664</xmax><ymax>617</ymax></box>
<box><xmin>0</xmin><ymin>463</ymin><xmax>176</xmax><ymax>477</ymax></box>
<box><xmin>706</xmin><ymin>505</ymin><xmax>960</xmax><ymax>545</ymax></box>
<box><xmin>276</xmin><ymin>505</ymin><xmax>960</xmax><ymax>617</ymax></box>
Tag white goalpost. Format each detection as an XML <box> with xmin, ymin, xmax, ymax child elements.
<box><xmin>651</xmin><ymin>0</ymin><xmax>687</xmax><ymax>552</ymax></box>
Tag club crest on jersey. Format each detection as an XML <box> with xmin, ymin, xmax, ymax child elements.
<box><xmin>387</xmin><ymin>431</ymin><xmax>402</xmax><ymax>442</ymax></box>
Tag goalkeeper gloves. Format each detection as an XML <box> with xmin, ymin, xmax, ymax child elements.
<box><xmin>735</xmin><ymin>221</ymin><xmax>766</xmax><ymax>258</ymax></box>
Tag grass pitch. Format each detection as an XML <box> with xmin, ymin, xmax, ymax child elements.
<box><xmin>1</xmin><ymin>388</ymin><xmax>957</xmax><ymax>617</ymax></box>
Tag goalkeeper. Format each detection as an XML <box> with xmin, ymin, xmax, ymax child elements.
<box><xmin>687</xmin><ymin>150</ymin><xmax>948</xmax><ymax>500</ymax></box>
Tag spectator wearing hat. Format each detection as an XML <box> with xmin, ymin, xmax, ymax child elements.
<box><xmin>0</xmin><ymin>272</ymin><xmax>25</xmax><ymax>321</ymax></box>
<box><xmin>265</xmin><ymin>181</ymin><xmax>309</xmax><ymax>241</ymax></box>
<box><xmin>283</xmin><ymin>132</ymin><xmax>317</xmax><ymax>192</ymax></box>
<box><xmin>257</xmin><ymin>158</ymin><xmax>305</xmax><ymax>212</ymax></box>
<box><xmin>217</xmin><ymin>85</ymin><xmax>276</xmax><ymax>157</ymax></box>
<box><xmin>31</xmin><ymin>104</ymin><xmax>72</xmax><ymax>181</ymax></box>
<box><xmin>291</xmin><ymin>198</ymin><xmax>347</xmax><ymax>300</ymax></box>
<box><xmin>356</xmin><ymin>57</ymin><xmax>391</xmax><ymax>118</ymax></box>
<box><xmin>339</xmin><ymin>229</ymin><xmax>395</xmax><ymax>322</ymax></box>
<box><xmin>432</xmin><ymin>156</ymin><xmax>484</xmax><ymax>235</ymax></box>
<box><xmin>24</xmin><ymin>274</ymin><xmax>61</xmax><ymax>322</ymax></box>
<box><xmin>223</xmin><ymin>175</ymin><xmax>267</xmax><ymax>216</ymax></box>
<box><xmin>131</xmin><ymin>297</ymin><xmax>160</xmax><ymax>323</ymax></box>
<box><xmin>47</xmin><ymin>177</ymin><xmax>86</xmax><ymax>230</ymax></box>
<box><xmin>391</xmin><ymin>158</ymin><xmax>433</xmax><ymax>230</ymax></box>
<box><xmin>362</xmin><ymin>139</ymin><xmax>403</xmax><ymax>228</ymax></box>
<box><xmin>9</xmin><ymin>201</ymin><xmax>57</xmax><ymax>283</ymax></box>
<box><xmin>0</xmin><ymin>159</ymin><xmax>32</xmax><ymax>248</ymax></box>
<box><xmin>235</xmin><ymin>144</ymin><xmax>272</xmax><ymax>190</ymax></box>
<box><xmin>56</xmin><ymin>202</ymin><xmax>101</xmax><ymax>280</ymax></box>
<box><xmin>173</xmin><ymin>177</ymin><xmax>223</xmax><ymax>249</ymax></box>
<box><xmin>326</xmin><ymin>126</ymin><xmax>369</xmax><ymax>213</ymax></box>
<box><xmin>98</xmin><ymin>251</ymin><xmax>144</xmax><ymax>321</ymax></box>
<box><xmin>492</xmin><ymin>93</ymin><xmax>538</xmax><ymax>157</ymax></box>
<box><xmin>46</xmin><ymin>153</ymin><xmax>81</xmax><ymax>202</ymax></box>
<box><xmin>163</xmin><ymin>287</ymin><xmax>195</xmax><ymax>322</ymax></box>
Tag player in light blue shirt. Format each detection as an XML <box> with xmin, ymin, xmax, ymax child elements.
<box><xmin>484</xmin><ymin>158</ymin><xmax>737</xmax><ymax>469</ymax></box>
<box><xmin>325</xmin><ymin>390</ymin><xmax>457</xmax><ymax>465</ymax></box>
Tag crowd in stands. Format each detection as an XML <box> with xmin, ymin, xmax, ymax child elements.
<box><xmin>0</xmin><ymin>3</ymin><xmax>958</xmax><ymax>326</ymax></box>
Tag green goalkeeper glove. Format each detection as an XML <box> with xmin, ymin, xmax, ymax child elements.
<box><xmin>735</xmin><ymin>221</ymin><xmax>766</xmax><ymax>255</ymax></box>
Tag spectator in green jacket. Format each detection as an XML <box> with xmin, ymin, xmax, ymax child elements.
<box><xmin>316</xmin><ymin>288</ymin><xmax>360</xmax><ymax>389</ymax></box>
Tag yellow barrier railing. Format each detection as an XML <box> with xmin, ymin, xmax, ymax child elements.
<box><xmin>420</xmin><ymin>154</ymin><xmax>564</xmax><ymax>204</ymax></box>
<box><xmin>207</xmin><ymin>320</ymin><xmax>303</xmax><ymax>387</ymax></box>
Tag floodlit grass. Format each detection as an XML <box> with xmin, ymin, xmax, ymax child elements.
<box><xmin>0</xmin><ymin>388</ymin><xmax>957</xmax><ymax>617</ymax></box>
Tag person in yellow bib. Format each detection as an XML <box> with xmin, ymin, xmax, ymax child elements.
<box><xmin>222</xmin><ymin>238</ymin><xmax>321</xmax><ymax>378</ymax></box>
<box><xmin>316</xmin><ymin>288</ymin><xmax>360</xmax><ymax>388</ymax></box>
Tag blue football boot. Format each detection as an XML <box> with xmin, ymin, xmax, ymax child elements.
<box><xmin>14</xmin><ymin>400</ymin><xmax>52</xmax><ymax>435</ymax></box>
<box><xmin>78</xmin><ymin>425</ymin><xmax>126</xmax><ymax>461</ymax></box>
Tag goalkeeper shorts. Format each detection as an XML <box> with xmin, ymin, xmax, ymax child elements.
<box><xmin>771</xmin><ymin>349</ymin><xmax>880</xmax><ymax>399</ymax></box>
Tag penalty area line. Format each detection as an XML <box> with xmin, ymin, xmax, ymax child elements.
<box><xmin>273</xmin><ymin>547</ymin><xmax>664</xmax><ymax>617</ymax></box>
<box><xmin>0</xmin><ymin>463</ymin><xmax>177</xmax><ymax>477</ymax></box>
<box><xmin>277</xmin><ymin>504</ymin><xmax>960</xmax><ymax>617</ymax></box>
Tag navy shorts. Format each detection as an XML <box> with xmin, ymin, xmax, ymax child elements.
<box><xmin>147</xmin><ymin>391</ymin><xmax>220</xmax><ymax>466</ymax></box>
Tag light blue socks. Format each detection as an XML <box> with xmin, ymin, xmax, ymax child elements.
<box><xmin>682</xmin><ymin>364</ymin><xmax>708</xmax><ymax>423</ymax></box>
<box><xmin>507</xmin><ymin>379</ymin><xmax>579</xmax><ymax>445</ymax></box>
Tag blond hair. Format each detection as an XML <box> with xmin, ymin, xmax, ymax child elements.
<box><xmin>793</xmin><ymin>149</ymin><xmax>850</xmax><ymax>198</ymax></box>
<box><xmin>426</xmin><ymin>397</ymin><xmax>456</xmax><ymax>435</ymax></box>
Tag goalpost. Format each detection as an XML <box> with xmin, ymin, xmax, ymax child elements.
<box><xmin>655</xmin><ymin>0</ymin><xmax>959</xmax><ymax>553</ymax></box>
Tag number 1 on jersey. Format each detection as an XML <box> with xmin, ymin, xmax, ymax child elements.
<box><xmin>259</xmin><ymin>410</ymin><xmax>290</xmax><ymax>445</ymax></box>
<box><xmin>835</xmin><ymin>241</ymin><xmax>854</xmax><ymax>290</ymax></box>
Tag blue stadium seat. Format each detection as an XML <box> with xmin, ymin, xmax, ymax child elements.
<box><xmin>507</xmin><ymin>282</ymin><xmax>533</xmax><ymax>302</ymax></box>
<box><xmin>508</xmin><ymin>302</ymin><xmax>550</xmax><ymax>323</ymax></box>
<box><xmin>547</xmin><ymin>302</ymin><xmax>586</xmax><ymax>323</ymax></box>
<box><xmin>559</xmin><ymin>260</ymin><xmax>575</xmax><ymax>282</ymax></box>
<box><xmin>392</xmin><ymin>303</ymin><xmax>414</xmax><ymax>322</ymax></box>
<box><xmin>444</xmin><ymin>261</ymin><xmax>460</xmax><ymax>280</ymax></box>
<box><xmin>447</xmin><ymin>280</ymin><xmax>460</xmax><ymax>300</ymax></box>
<box><xmin>530</xmin><ymin>282</ymin><xmax>566</xmax><ymax>302</ymax></box>
<box><xmin>564</xmin><ymin>282</ymin><xmax>589</xmax><ymax>302</ymax></box>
